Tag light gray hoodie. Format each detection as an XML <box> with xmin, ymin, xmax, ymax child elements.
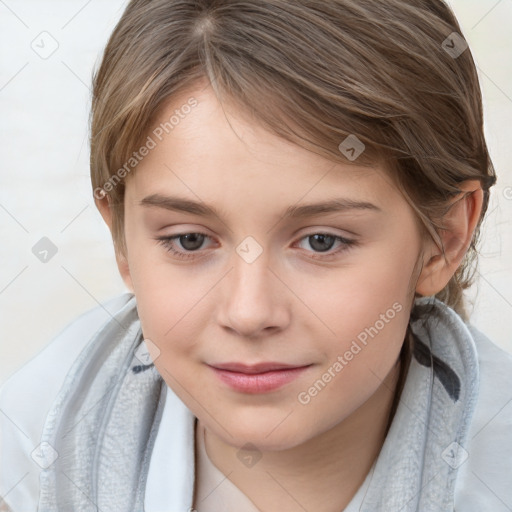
<box><xmin>1</xmin><ymin>293</ymin><xmax>511</xmax><ymax>511</ymax></box>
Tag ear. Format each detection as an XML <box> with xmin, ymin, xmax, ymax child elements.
<box><xmin>415</xmin><ymin>179</ymin><xmax>484</xmax><ymax>297</ymax></box>
<box><xmin>95</xmin><ymin>192</ymin><xmax>134</xmax><ymax>293</ymax></box>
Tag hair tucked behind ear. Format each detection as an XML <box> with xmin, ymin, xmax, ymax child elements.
<box><xmin>90</xmin><ymin>0</ymin><xmax>496</xmax><ymax>321</ymax></box>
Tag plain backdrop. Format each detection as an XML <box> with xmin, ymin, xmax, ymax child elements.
<box><xmin>1</xmin><ymin>0</ymin><xmax>511</xmax><ymax>385</ymax></box>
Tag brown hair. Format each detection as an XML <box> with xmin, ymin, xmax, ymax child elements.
<box><xmin>90</xmin><ymin>0</ymin><xmax>496</xmax><ymax>323</ymax></box>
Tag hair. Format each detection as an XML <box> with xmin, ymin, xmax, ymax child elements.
<box><xmin>89</xmin><ymin>0</ymin><xmax>496</xmax><ymax>420</ymax></box>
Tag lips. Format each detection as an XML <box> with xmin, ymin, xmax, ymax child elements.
<box><xmin>208</xmin><ymin>362</ymin><xmax>312</xmax><ymax>393</ymax></box>
<box><xmin>210</xmin><ymin>362</ymin><xmax>309</xmax><ymax>374</ymax></box>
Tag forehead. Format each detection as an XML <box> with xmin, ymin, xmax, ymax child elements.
<box><xmin>125</xmin><ymin>85</ymin><xmax>400</xmax><ymax>211</ymax></box>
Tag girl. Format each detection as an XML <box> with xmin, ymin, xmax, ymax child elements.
<box><xmin>1</xmin><ymin>1</ymin><xmax>511</xmax><ymax>511</ymax></box>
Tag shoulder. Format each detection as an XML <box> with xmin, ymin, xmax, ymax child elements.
<box><xmin>0</xmin><ymin>292</ymin><xmax>134</xmax><ymax>512</ymax></box>
<box><xmin>454</xmin><ymin>324</ymin><xmax>512</xmax><ymax>511</ymax></box>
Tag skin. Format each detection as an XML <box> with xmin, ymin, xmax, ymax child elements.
<box><xmin>96</xmin><ymin>82</ymin><xmax>483</xmax><ymax>512</ymax></box>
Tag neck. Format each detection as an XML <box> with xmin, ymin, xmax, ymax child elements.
<box><xmin>201</xmin><ymin>356</ymin><xmax>403</xmax><ymax>512</ymax></box>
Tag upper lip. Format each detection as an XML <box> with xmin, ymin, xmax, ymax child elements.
<box><xmin>209</xmin><ymin>362</ymin><xmax>310</xmax><ymax>374</ymax></box>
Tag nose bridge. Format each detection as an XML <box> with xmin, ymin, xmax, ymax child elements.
<box><xmin>231</xmin><ymin>234</ymin><xmax>274</xmax><ymax>302</ymax></box>
<box><xmin>220</xmin><ymin>234</ymin><xmax>285</xmax><ymax>336</ymax></box>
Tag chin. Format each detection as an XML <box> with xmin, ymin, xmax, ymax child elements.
<box><xmin>227</xmin><ymin>431</ymin><xmax>308</xmax><ymax>452</ymax></box>
<box><xmin>211</xmin><ymin>409</ymin><xmax>315</xmax><ymax>451</ymax></box>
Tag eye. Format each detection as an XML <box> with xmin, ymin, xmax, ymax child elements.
<box><xmin>155</xmin><ymin>233</ymin><xmax>212</xmax><ymax>261</ymax></box>
<box><xmin>294</xmin><ymin>233</ymin><xmax>357</xmax><ymax>260</ymax></box>
<box><xmin>155</xmin><ymin>232</ymin><xmax>357</xmax><ymax>261</ymax></box>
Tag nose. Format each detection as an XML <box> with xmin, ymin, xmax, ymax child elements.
<box><xmin>218</xmin><ymin>247</ymin><xmax>291</xmax><ymax>339</ymax></box>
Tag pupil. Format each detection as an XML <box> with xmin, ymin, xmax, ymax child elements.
<box><xmin>310</xmin><ymin>234</ymin><xmax>334</xmax><ymax>252</ymax></box>
<box><xmin>181</xmin><ymin>233</ymin><xmax>203</xmax><ymax>250</ymax></box>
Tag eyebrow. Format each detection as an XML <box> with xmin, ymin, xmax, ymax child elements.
<box><xmin>139</xmin><ymin>194</ymin><xmax>382</xmax><ymax>219</ymax></box>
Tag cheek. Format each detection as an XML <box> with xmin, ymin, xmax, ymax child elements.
<box><xmin>134</xmin><ymin>284</ymin><xmax>205</xmax><ymax>360</ymax></box>
<box><xmin>294</xmin><ymin>246</ymin><xmax>414</xmax><ymax>403</ymax></box>
<box><xmin>295</xmin><ymin>243</ymin><xmax>415</xmax><ymax>347</ymax></box>
<box><xmin>124</xmin><ymin>228</ymin><xmax>204</xmax><ymax>341</ymax></box>
<box><xmin>127</xmin><ymin>259</ymin><xmax>206</xmax><ymax>370</ymax></box>
<box><xmin>294</xmin><ymin>303</ymin><xmax>409</xmax><ymax>436</ymax></box>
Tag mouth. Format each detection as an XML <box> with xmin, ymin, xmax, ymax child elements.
<box><xmin>207</xmin><ymin>362</ymin><xmax>313</xmax><ymax>393</ymax></box>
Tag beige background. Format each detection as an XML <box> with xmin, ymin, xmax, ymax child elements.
<box><xmin>1</xmin><ymin>0</ymin><xmax>511</xmax><ymax>385</ymax></box>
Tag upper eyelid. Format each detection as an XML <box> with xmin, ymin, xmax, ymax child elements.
<box><xmin>158</xmin><ymin>223</ymin><xmax>359</xmax><ymax>238</ymax></box>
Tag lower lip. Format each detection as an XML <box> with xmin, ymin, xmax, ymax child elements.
<box><xmin>209</xmin><ymin>366</ymin><xmax>311</xmax><ymax>393</ymax></box>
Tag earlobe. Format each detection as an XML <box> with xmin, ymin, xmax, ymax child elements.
<box><xmin>415</xmin><ymin>180</ymin><xmax>484</xmax><ymax>297</ymax></box>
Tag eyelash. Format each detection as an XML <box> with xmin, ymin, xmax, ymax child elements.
<box><xmin>154</xmin><ymin>232</ymin><xmax>357</xmax><ymax>261</ymax></box>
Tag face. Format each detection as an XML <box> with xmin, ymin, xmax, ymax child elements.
<box><xmin>118</xmin><ymin>83</ymin><xmax>426</xmax><ymax>451</ymax></box>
